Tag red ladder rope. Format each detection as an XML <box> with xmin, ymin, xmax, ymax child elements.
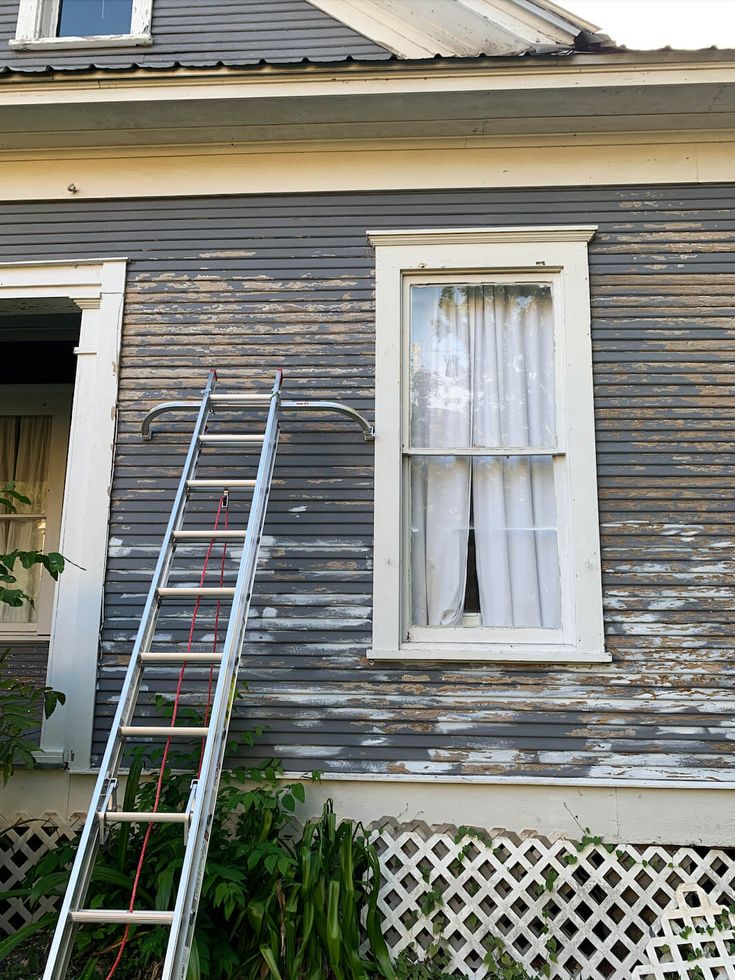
<box><xmin>106</xmin><ymin>492</ymin><xmax>229</xmax><ymax>979</ymax></box>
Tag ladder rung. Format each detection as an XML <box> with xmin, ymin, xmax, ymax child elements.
<box><xmin>199</xmin><ymin>434</ymin><xmax>263</xmax><ymax>445</ymax></box>
<box><xmin>139</xmin><ymin>651</ymin><xmax>222</xmax><ymax>664</ymax></box>
<box><xmin>70</xmin><ymin>910</ymin><xmax>175</xmax><ymax>926</ymax></box>
<box><xmin>157</xmin><ymin>587</ymin><xmax>235</xmax><ymax>598</ymax></box>
<box><xmin>102</xmin><ymin>811</ymin><xmax>189</xmax><ymax>825</ymax></box>
<box><xmin>173</xmin><ymin>530</ymin><xmax>247</xmax><ymax>541</ymax></box>
<box><xmin>210</xmin><ymin>393</ymin><xmax>271</xmax><ymax>404</ymax></box>
<box><xmin>186</xmin><ymin>479</ymin><xmax>256</xmax><ymax>489</ymax></box>
<box><xmin>120</xmin><ymin>726</ymin><xmax>209</xmax><ymax>739</ymax></box>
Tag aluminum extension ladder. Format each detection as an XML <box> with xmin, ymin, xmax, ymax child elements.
<box><xmin>43</xmin><ymin>370</ymin><xmax>374</xmax><ymax>980</ymax></box>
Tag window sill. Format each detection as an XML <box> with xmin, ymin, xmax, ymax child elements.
<box><xmin>0</xmin><ymin>630</ymin><xmax>50</xmax><ymax>642</ymax></box>
<box><xmin>370</xmin><ymin>644</ymin><xmax>611</xmax><ymax>664</ymax></box>
<box><xmin>9</xmin><ymin>33</ymin><xmax>152</xmax><ymax>50</ymax></box>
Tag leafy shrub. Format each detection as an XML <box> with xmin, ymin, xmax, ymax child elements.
<box><xmin>0</xmin><ymin>649</ymin><xmax>65</xmax><ymax>784</ymax></box>
<box><xmin>0</xmin><ymin>744</ymin><xmax>393</xmax><ymax>979</ymax></box>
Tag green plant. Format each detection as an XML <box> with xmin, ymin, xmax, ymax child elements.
<box><xmin>0</xmin><ymin>482</ymin><xmax>65</xmax><ymax>610</ymax></box>
<box><xmin>483</xmin><ymin>936</ymin><xmax>532</xmax><ymax>979</ymax></box>
<box><xmin>394</xmin><ymin>944</ymin><xmax>462</xmax><ymax>979</ymax></box>
<box><xmin>0</xmin><ymin>480</ymin><xmax>67</xmax><ymax>783</ymax></box>
<box><xmin>0</xmin><ymin>650</ymin><xmax>65</xmax><ymax>784</ymax></box>
<box><xmin>0</xmin><ymin>740</ymin><xmax>394</xmax><ymax>980</ymax></box>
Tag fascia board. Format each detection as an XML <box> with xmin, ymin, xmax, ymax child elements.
<box><xmin>3</xmin><ymin>57</ymin><xmax>735</xmax><ymax>108</ymax></box>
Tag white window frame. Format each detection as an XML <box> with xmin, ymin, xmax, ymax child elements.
<box><xmin>0</xmin><ymin>386</ymin><xmax>71</xmax><ymax>639</ymax></box>
<box><xmin>368</xmin><ymin>225</ymin><xmax>608</xmax><ymax>664</ymax></box>
<box><xmin>0</xmin><ymin>258</ymin><xmax>126</xmax><ymax>770</ymax></box>
<box><xmin>10</xmin><ymin>0</ymin><xmax>153</xmax><ymax>50</ymax></box>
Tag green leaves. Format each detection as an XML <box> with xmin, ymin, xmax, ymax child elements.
<box><xmin>0</xmin><ymin>482</ymin><xmax>31</xmax><ymax>512</ymax></box>
<box><xmin>2</xmin><ymin>750</ymin><xmax>396</xmax><ymax>979</ymax></box>
<box><xmin>0</xmin><ymin>650</ymin><xmax>66</xmax><ymax>784</ymax></box>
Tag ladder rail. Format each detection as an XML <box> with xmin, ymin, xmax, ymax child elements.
<box><xmin>163</xmin><ymin>370</ymin><xmax>283</xmax><ymax>980</ymax></box>
<box><xmin>42</xmin><ymin>370</ymin><xmax>218</xmax><ymax>980</ymax></box>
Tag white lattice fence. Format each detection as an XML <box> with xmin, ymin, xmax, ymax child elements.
<box><xmin>372</xmin><ymin>822</ymin><xmax>735</xmax><ymax>979</ymax></box>
<box><xmin>4</xmin><ymin>813</ymin><xmax>735</xmax><ymax>979</ymax></box>
<box><xmin>634</xmin><ymin>884</ymin><xmax>735</xmax><ymax>979</ymax></box>
<box><xmin>0</xmin><ymin>814</ymin><xmax>81</xmax><ymax>935</ymax></box>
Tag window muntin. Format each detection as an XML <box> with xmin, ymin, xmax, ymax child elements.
<box><xmin>57</xmin><ymin>0</ymin><xmax>133</xmax><ymax>37</ymax></box>
<box><xmin>405</xmin><ymin>279</ymin><xmax>565</xmax><ymax>642</ymax></box>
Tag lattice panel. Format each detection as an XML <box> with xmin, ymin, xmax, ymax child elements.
<box><xmin>5</xmin><ymin>813</ymin><xmax>735</xmax><ymax>979</ymax></box>
<box><xmin>372</xmin><ymin>823</ymin><xmax>735</xmax><ymax>979</ymax></box>
<box><xmin>634</xmin><ymin>885</ymin><xmax>735</xmax><ymax>979</ymax></box>
<box><xmin>0</xmin><ymin>814</ymin><xmax>80</xmax><ymax>935</ymax></box>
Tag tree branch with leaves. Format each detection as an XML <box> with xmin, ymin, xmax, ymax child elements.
<box><xmin>0</xmin><ymin>481</ymin><xmax>66</xmax><ymax>783</ymax></box>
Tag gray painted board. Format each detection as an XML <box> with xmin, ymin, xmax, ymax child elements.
<box><xmin>1</xmin><ymin>184</ymin><xmax>734</xmax><ymax>782</ymax></box>
<box><xmin>0</xmin><ymin>0</ymin><xmax>390</xmax><ymax>72</ymax></box>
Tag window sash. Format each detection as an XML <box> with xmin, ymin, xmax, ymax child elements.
<box><xmin>402</xmin><ymin>273</ymin><xmax>572</xmax><ymax>643</ymax></box>
<box><xmin>401</xmin><ymin>452</ymin><xmax>572</xmax><ymax>644</ymax></box>
<box><xmin>0</xmin><ymin>388</ymin><xmax>71</xmax><ymax>638</ymax></box>
<box><xmin>13</xmin><ymin>0</ymin><xmax>152</xmax><ymax>44</ymax></box>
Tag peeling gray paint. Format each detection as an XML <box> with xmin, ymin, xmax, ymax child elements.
<box><xmin>0</xmin><ymin>185</ymin><xmax>734</xmax><ymax>782</ymax></box>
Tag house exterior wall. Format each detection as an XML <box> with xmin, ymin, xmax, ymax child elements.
<box><xmin>0</xmin><ymin>0</ymin><xmax>390</xmax><ymax>70</ymax></box>
<box><xmin>2</xmin><ymin>183</ymin><xmax>733</xmax><ymax>786</ymax></box>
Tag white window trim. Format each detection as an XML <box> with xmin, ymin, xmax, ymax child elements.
<box><xmin>10</xmin><ymin>0</ymin><xmax>152</xmax><ymax>50</ymax></box>
<box><xmin>0</xmin><ymin>258</ymin><xmax>126</xmax><ymax>770</ymax></box>
<box><xmin>0</xmin><ymin>386</ymin><xmax>71</xmax><ymax>640</ymax></box>
<box><xmin>368</xmin><ymin>225</ymin><xmax>608</xmax><ymax>664</ymax></box>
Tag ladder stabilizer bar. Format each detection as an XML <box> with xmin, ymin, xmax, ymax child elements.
<box><xmin>142</xmin><ymin>397</ymin><xmax>374</xmax><ymax>441</ymax></box>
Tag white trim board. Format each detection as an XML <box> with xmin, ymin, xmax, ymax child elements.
<box><xmin>307</xmin><ymin>0</ymin><xmax>596</xmax><ymax>57</ymax></box>
<box><xmin>0</xmin><ymin>133</ymin><xmax>732</xmax><ymax>202</ymax></box>
<box><xmin>0</xmin><ymin>259</ymin><xmax>126</xmax><ymax>771</ymax></box>
<box><xmin>5</xmin><ymin>770</ymin><xmax>735</xmax><ymax>846</ymax></box>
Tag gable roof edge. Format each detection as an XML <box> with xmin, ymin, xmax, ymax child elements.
<box><xmin>306</xmin><ymin>0</ymin><xmax>455</xmax><ymax>57</ymax></box>
<box><xmin>307</xmin><ymin>0</ymin><xmax>599</xmax><ymax>58</ymax></box>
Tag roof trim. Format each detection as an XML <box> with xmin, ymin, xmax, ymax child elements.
<box><xmin>307</xmin><ymin>0</ymin><xmax>599</xmax><ymax>58</ymax></box>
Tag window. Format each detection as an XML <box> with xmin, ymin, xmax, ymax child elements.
<box><xmin>0</xmin><ymin>388</ymin><xmax>70</xmax><ymax>637</ymax></box>
<box><xmin>369</xmin><ymin>226</ymin><xmax>607</xmax><ymax>663</ymax></box>
<box><xmin>11</xmin><ymin>0</ymin><xmax>152</xmax><ymax>49</ymax></box>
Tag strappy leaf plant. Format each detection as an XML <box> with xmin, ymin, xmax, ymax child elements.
<box><xmin>0</xmin><ymin>741</ymin><xmax>394</xmax><ymax>980</ymax></box>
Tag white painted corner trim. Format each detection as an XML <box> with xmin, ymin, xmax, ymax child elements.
<box><xmin>308</xmin><ymin>0</ymin><xmax>591</xmax><ymax>58</ymax></box>
<box><xmin>369</xmin><ymin>225</ymin><xmax>606</xmax><ymax>663</ymax></box>
<box><xmin>10</xmin><ymin>0</ymin><xmax>152</xmax><ymax>49</ymax></box>
<box><xmin>0</xmin><ymin>259</ymin><xmax>126</xmax><ymax>771</ymax></box>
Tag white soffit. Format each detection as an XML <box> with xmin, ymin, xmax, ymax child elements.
<box><xmin>308</xmin><ymin>0</ymin><xmax>601</xmax><ymax>58</ymax></box>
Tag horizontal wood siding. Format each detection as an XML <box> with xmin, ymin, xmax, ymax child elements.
<box><xmin>1</xmin><ymin>184</ymin><xmax>734</xmax><ymax>781</ymax></box>
<box><xmin>0</xmin><ymin>0</ymin><xmax>390</xmax><ymax>71</ymax></box>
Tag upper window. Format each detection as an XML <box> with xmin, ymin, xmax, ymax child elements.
<box><xmin>369</xmin><ymin>226</ymin><xmax>607</xmax><ymax>663</ymax></box>
<box><xmin>11</xmin><ymin>0</ymin><xmax>152</xmax><ymax>49</ymax></box>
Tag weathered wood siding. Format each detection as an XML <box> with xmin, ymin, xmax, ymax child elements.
<box><xmin>0</xmin><ymin>0</ymin><xmax>389</xmax><ymax>72</ymax></box>
<box><xmin>1</xmin><ymin>184</ymin><xmax>734</xmax><ymax>782</ymax></box>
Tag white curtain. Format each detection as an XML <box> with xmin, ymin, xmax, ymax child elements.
<box><xmin>0</xmin><ymin>416</ymin><xmax>51</xmax><ymax>624</ymax></box>
<box><xmin>409</xmin><ymin>284</ymin><xmax>561</xmax><ymax>629</ymax></box>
